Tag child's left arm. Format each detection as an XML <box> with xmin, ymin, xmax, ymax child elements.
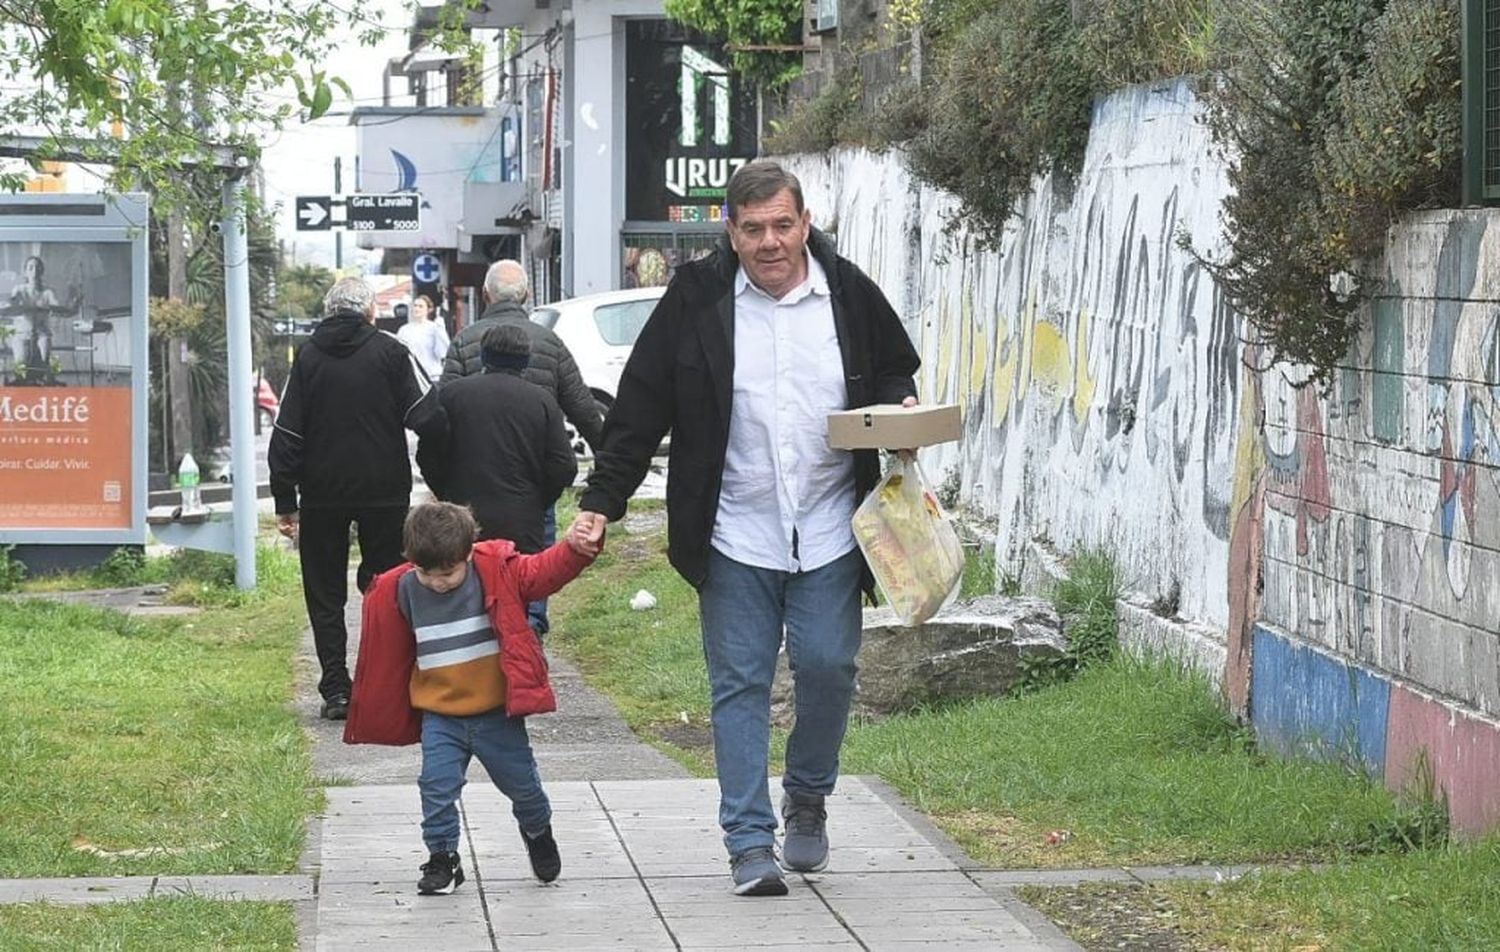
<box><xmin>513</xmin><ymin>538</ymin><xmax>597</xmax><ymax>605</ymax></box>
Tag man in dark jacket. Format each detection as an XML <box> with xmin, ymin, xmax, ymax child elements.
<box><xmin>269</xmin><ymin>276</ymin><xmax>441</xmax><ymax>720</ymax></box>
<box><xmin>416</xmin><ymin>324</ymin><xmax>577</xmax><ymax>559</ymax></box>
<box><xmin>574</xmin><ymin>161</ymin><xmax>920</xmax><ymax>898</ymax></box>
<box><xmin>439</xmin><ymin>259</ymin><xmax>603</xmax><ymax>452</ymax></box>
<box><xmin>441</xmin><ymin>259</ymin><xmax>602</xmax><ymax>636</ymax></box>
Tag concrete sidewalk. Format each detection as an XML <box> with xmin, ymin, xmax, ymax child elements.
<box><xmin>295</xmin><ymin>580</ymin><xmax>1079</xmax><ymax>950</ymax></box>
<box><xmin>311</xmin><ymin>777</ymin><xmax>1077</xmax><ymax>952</ymax></box>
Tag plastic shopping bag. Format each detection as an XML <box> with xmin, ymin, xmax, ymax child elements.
<box><xmin>851</xmin><ymin>456</ymin><xmax>965</xmax><ymax>626</ymax></box>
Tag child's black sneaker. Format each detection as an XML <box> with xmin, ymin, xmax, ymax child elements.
<box><xmin>417</xmin><ymin>850</ymin><xmax>465</xmax><ymax>895</ymax></box>
<box><xmin>520</xmin><ymin>824</ymin><xmax>561</xmax><ymax>883</ymax></box>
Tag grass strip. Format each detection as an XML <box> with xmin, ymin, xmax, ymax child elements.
<box><xmin>551</xmin><ymin>514</ymin><xmax>1417</xmax><ymax>867</ymax></box>
<box><xmin>0</xmin><ymin>898</ymin><xmax>296</xmax><ymax>951</ymax></box>
<box><xmin>0</xmin><ymin>546</ymin><xmax>318</xmax><ymax>877</ymax></box>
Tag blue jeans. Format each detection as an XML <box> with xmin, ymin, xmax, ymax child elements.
<box><xmin>697</xmin><ymin>546</ymin><xmax>864</xmax><ymax>858</ymax></box>
<box><xmin>418</xmin><ymin>708</ymin><xmax>551</xmax><ymax>854</ymax></box>
<box><xmin>527</xmin><ymin>504</ymin><xmax>556</xmax><ymax>637</ymax></box>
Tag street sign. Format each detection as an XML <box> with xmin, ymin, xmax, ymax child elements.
<box><xmin>347</xmin><ymin>193</ymin><xmax>420</xmax><ymax>232</ymax></box>
<box><xmin>412</xmin><ymin>253</ymin><xmax>441</xmax><ymax>283</ymax></box>
<box><xmin>295</xmin><ymin>196</ymin><xmax>332</xmax><ymax>231</ymax></box>
<box><xmin>293</xmin><ymin>193</ymin><xmax>422</xmax><ymax>232</ymax></box>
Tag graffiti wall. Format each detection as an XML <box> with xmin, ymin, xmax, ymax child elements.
<box><xmin>786</xmin><ymin>79</ymin><xmax>1500</xmax><ymax>833</ymax></box>
<box><xmin>790</xmin><ymin>80</ymin><xmax>1240</xmax><ymax>629</ymax></box>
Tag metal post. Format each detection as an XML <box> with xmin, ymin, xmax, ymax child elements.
<box><xmin>334</xmin><ymin>156</ymin><xmax>343</xmax><ymax>270</ymax></box>
<box><xmin>222</xmin><ymin>175</ymin><xmax>257</xmax><ymax>590</ymax></box>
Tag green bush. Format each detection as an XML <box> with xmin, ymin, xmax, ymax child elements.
<box><xmin>0</xmin><ymin>546</ymin><xmax>26</xmax><ymax>593</ymax></box>
<box><xmin>93</xmin><ymin>547</ymin><xmax>148</xmax><ymax>587</ymax></box>
<box><xmin>1195</xmin><ymin>0</ymin><xmax>1461</xmax><ymax>379</ymax></box>
<box><xmin>908</xmin><ymin>0</ymin><xmax>1092</xmax><ymax>242</ymax></box>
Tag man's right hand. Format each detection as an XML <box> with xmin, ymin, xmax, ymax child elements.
<box><xmin>276</xmin><ymin>512</ymin><xmax>300</xmax><ymax>545</ymax></box>
<box><xmin>572</xmin><ymin>510</ymin><xmax>608</xmax><ymax>553</ymax></box>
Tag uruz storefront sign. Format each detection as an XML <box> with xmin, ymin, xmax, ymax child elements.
<box><xmin>625</xmin><ymin>20</ymin><xmax>757</xmax><ymax>224</ymax></box>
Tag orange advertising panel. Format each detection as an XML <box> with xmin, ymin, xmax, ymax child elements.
<box><xmin>0</xmin><ymin>386</ymin><xmax>132</xmax><ymax>529</ymax></box>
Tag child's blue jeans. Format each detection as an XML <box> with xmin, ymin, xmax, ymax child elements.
<box><xmin>418</xmin><ymin>708</ymin><xmax>551</xmax><ymax>854</ymax></box>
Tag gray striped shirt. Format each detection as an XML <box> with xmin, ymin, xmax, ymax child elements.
<box><xmin>397</xmin><ymin>564</ymin><xmax>497</xmax><ymax>671</ymax></box>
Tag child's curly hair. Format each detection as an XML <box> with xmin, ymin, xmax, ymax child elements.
<box><xmin>402</xmin><ymin>501</ymin><xmax>477</xmax><ymax>570</ymax></box>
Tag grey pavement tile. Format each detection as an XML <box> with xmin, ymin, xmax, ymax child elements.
<box><xmin>317</xmin><ymin>938</ymin><xmax>493</xmax><ymax>952</ymax></box>
<box><xmin>822</xmin><ymin>845</ymin><xmax>958</xmax><ymax>873</ymax></box>
<box><xmin>971</xmin><ymin>868</ymin><xmax>1136</xmax><ymax>888</ymax></box>
<box><xmin>671</xmin><ymin>921</ymin><xmax>859</xmax><ymax>947</ymax></box>
<box><xmin>818</xmin><ymin>894</ymin><xmax>1006</xmax><ymax>917</ymax></box>
<box><xmin>854</xmin><ymin>920</ymin><xmax>1049</xmax><ymax>944</ymax></box>
<box><xmin>1127</xmin><ymin>864</ymin><xmax>1249</xmax><ymax>883</ymax></box>
<box><xmin>151</xmin><ymin>875</ymin><xmax>314</xmax><ymax>901</ymax></box>
<box><xmin>863</xmin><ymin>942</ymin><xmax>1059</xmax><ymax>952</ymax></box>
<box><xmin>806</xmin><ymin>870</ymin><xmax>991</xmax><ymax>898</ymax></box>
<box><xmin>678</xmin><ymin>945</ymin><xmax>861</xmax><ymax>951</ymax></box>
<box><xmin>0</xmin><ymin>877</ymin><xmax>153</xmax><ymax>905</ymax></box>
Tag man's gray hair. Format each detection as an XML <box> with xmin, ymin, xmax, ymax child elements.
<box><xmin>726</xmin><ymin>161</ymin><xmax>804</xmax><ymax>221</ymax></box>
<box><xmin>483</xmin><ymin>259</ymin><xmax>529</xmax><ymax>305</ymax></box>
<box><xmin>323</xmin><ymin>276</ymin><xmax>375</xmax><ymax>316</ymax></box>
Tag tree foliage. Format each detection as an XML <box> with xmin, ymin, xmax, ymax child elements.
<box><xmin>1197</xmin><ymin>0</ymin><xmax>1461</xmax><ymax>379</ymax></box>
<box><xmin>0</xmin><ymin>0</ymin><xmax>379</xmax><ymax>194</ymax></box>
<box><xmin>663</xmin><ymin>0</ymin><xmax>802</xmax><ymax>87</ymax></box>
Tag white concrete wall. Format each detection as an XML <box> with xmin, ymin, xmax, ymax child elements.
<box><xmin>567</xmin><ymin>2</ymin><xmax>665</xmax><ymax>296</ymax></box>
<box><xmin>788</xmin><ymin>79</ymin><xmax>1238</xmax><ymax>630</ymax></box>
<box><xmin>784</xmin><ymin>78</ymin><xmax>1500</xmax><ymax>724</ymax></box>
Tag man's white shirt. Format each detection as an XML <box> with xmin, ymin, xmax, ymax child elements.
<box><xmin>711</xmin><ymin>253</ymin><xmax>856</xmax><ymax>573</ymax></box>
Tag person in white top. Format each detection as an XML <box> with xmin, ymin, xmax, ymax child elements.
<box><xmin>573</xmin><ymin>161</ymin><xmax>921</xmax><ymax>898</ymax></box>
<box><xmin>396</xmin><ymin>294</ymin><xmax>449</xmax><ymax>379</ymax></box>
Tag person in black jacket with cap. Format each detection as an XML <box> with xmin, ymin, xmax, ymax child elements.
<box><xmin>416</xmin><ymin>324</ymin><xmax>577</xmax><ymax>569</ymax></box>
<box><xmin>269</xmin><ymin>276</ymin><xmax>443</xmax><ymax>720</ymax></box>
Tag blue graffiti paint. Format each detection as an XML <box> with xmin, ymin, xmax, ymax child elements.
<box><xmin>392</xmin><ymin>149</ymin><xmax>418</xmax><ymax>192</ymax></box>
<box><xmin>1250</xmin><ymin>625</ymin><xmax>1390</xmax><ymax>775</ymax></box>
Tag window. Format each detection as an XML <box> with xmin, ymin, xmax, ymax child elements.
<box><xmin>593</xmin><ymin>300</ymin><xmax>657</xmax><ymax>346</ymax></box>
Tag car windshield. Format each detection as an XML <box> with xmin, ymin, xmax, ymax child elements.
<box><xmin>594</xmin><ymin>299</ymin><xmax>656</xmax><ymax>346</ymax></box>
<box><xmin>531</xmin><ymin>307</ymin><xmax>560</xmax><ymax>330</ymax></box>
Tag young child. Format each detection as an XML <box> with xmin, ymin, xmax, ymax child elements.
<box><xmin>343</xmin><ymin>501</ymin><xmax>602</xmax><ymax>895</ymax></box>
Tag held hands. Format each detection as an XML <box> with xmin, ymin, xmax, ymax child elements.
<box><xmin>566</xmin><ymin>510</ymin><xmax>609</xmax><ymax>558</ymax></box>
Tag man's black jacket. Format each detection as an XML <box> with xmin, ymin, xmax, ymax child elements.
<box><xmin>415</xmin><ymin>368</ymin><xmax>577</xmax><ymax>551</ymax></box>
<box><xmin>268</xmin><ymin>312</ymin><xmax>441</xmax><ymax>514</ymax></box>
<box><xmin>579</xmin><ymin>228</ymin><xmax>920</xmax><ymax>590</ymax></box>
<box><xmin>439</xmin><ymin>299</ymin><xmax>604</xmax><ymax>452</ymax></box>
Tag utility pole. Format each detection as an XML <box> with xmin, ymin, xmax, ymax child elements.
<box><xmin>334</xmin><ymin>156</ymin><xmax>343</xmax><ymax>271</ymax></box>
<box><xmin>167</xmin><ymin>84</ymin><xmax>194</xmax><ymax>469</ymax></box>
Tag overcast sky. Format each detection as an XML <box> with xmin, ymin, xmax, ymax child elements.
<box><xmin>260</xmin><ymin>0</ymin><xmax>416</xmax><ymax>271</ymax></box>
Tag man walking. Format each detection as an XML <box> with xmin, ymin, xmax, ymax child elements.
<box><xmin>417</xmin><ymin>323</ymin><xmax>577</xmax><ymax>553</ymax></box>
<box><xmin>441</xmin><ymin>259</ymin><xmax>603</xmax><ymax>636</ymax></box>
<box><xmin>574</xmin><ymin>161</ymin><xmax>920</xmax><ymax>896</ymax></box>
<box><xmin>269</xmin><ymin>276</ymin><xmax>441</xmax><ymax>720</ymax></box>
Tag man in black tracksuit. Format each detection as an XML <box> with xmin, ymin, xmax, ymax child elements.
<box><xmin>269</xmin><ymin>277</ymin><xmax>441</xmax><ymax>720</ymax></box>
<box><xmin>416</xmin><ymin>323</ymin><xmax>577</xmax><ymax>560</ymax></box>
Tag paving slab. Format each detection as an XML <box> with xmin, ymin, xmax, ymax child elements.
<box><xmin>314</xmin><ymin>777</ymin><xmax>1081</xmax><ymax>951</ymax></box>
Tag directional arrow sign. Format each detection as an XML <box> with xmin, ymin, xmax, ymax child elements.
<box><xmin>295</xmin><ymin>196</ymin><xmax>332</xmax><ymax>231</ymax></box>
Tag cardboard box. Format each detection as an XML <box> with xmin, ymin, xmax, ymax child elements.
<box><xmin>827</xmin><ymin>403</ymin><xmax>962</xmax><ymax>450</ymax></box>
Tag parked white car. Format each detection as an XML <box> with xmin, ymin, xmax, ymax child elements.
<box><xmin>531</xmin><ymin>286</ymin><xmax>666</xmax><ymax>424</ymax></box>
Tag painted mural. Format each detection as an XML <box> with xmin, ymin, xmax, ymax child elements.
<box><xmin>786</xmin><ymin>79</ymin><xmax>1500</xmax><ymax>833</ymax></box>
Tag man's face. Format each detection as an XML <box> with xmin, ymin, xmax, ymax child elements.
<box><xmin>727</xmin><ymin>188</ymin><xmax>810</xmax><ymax>299</ymax></box>
<box><xmin>23</xmin><ymin>258</ymin><xmax>42</xmax><ymax>285</ymax></box>
<box><xmin>414</xmin><ymin>560</ymin><xmax>468</xmax><ymax>594</ymax></box>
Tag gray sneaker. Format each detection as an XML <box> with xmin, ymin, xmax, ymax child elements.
<box><xmin>780</xmin><ymin>790</ymin><xmax>829</xmax><ymax>872</ymax></box>
<box><xmin>729</xmin><ymin>846</ymin><xmax>788</xmax><ymax>896</ymax></box>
